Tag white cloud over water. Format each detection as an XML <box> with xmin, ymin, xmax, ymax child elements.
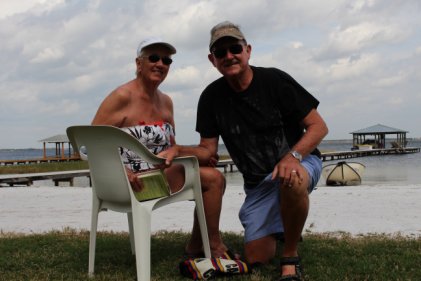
<box><xmin>0</xmin><ymin>0</ymin><xmax>420</xmax><ymax>148</ymax></box>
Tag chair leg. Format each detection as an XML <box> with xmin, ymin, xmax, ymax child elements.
<box><xmin>127</xmin><ymin>212</ymin><xmax>135</xmax><ymax>255</ymax></box>
<box><xmin>193</xmin><ymin>183</ymin><xmax>211</xmax><ymax>258</ymax></box>
<box><xmin>131</xmin><ymin>201</ymin><xmax>155</xmax><ymax>281</ymax></box>
<box><xmin>89</xmin><ymin>197</ymin><xmax>101</xmax><ymax>276</ymax></box>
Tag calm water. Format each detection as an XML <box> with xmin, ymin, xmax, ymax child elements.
<box><xmin>317</xmin><ymin>140</ymin><xmax>421</xmax><ymax>186</ymax></box>
<box><xmin>1</xmin><ymin>140</ymin><xmax>420</xmax><ymax>187</ymax></box>
<box><xmin>0</xmin><ymin>148</ymin><xmax>63</xmax><ymax>160</ymax></box>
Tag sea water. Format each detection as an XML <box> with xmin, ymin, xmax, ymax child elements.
<box><xmin>1</xmin><ymin>140</ymin><xmax>420</xmax><ymax>187</ymax></box>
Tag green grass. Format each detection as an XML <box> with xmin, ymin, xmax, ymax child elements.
<box><xmin>0</xmin><ymin>161</ymin><xmax>89</xmax><ymax>174</ymax></box>
<box><xmin>0</xmin><ymin>230</ymin><xmax>420</xmax><ymax>281</ymax></box>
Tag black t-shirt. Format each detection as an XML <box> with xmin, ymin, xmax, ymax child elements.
<box><xmin>196</xmin><ymin>66</ymin><xmax>320</xmax><ymax>186</ymax></box>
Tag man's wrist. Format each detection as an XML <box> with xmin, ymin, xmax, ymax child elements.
<box><xmin>290</xmin><ymin>150</ymin><xmax>302</xmax><ymax>162</ymax></box>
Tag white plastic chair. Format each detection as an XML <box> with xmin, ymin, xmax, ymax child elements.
<box><xmin>66</xmin><ymin>125</ymin><xmax>211</xmax><ymax>281</ymax></box>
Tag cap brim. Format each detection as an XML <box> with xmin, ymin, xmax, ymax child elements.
<box><xmin>209</xmin><ymin>34</ymin><xmax>244</xmax><ymax>50</ymax></box>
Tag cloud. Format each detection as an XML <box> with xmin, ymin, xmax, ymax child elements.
<box><xmin>0</xmin><ymin>0</ymin><xmax>420</xmax><ymax>148</ymax></box>
<box><xmin>316</xmin><ymin>21</ymin><xmax>408</xmax><ymax>61</ymax></box>
<box><xmin>30</xmin><ymin>47</ymin><xmax>65</xmax><ymax>63</ymax></box>
<box><xmin>327</xmin><ymin>53</ymin><xmax>380</xmax><ymax>80</ymax></box>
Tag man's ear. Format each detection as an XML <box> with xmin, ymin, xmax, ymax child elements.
<box><xmin>246</xmin><ymin>44</ymin><xmax>252</xmax><ymax>56</ymax></box>
<box><xmin>135</xmin><ymin>57</ymin><xmax>142</xmax><ymax>72</ymax></box>
<box><xmin>208</xmin><ymin>53</ymin><xmax>216</xmax><ymax>67</ymax></box>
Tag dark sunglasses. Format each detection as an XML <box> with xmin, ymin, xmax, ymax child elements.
<box><xmin>212</xmin><ymin>44</ymin><xmax>244</xmax><ymax>59</ymax></box>
<box><xmin>144</xmin><ymin>54</ymin><xmax>173</xmax><ymax>65</ymax></box>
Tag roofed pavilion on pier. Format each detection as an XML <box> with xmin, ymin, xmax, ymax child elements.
<box><xmin>350</xmin><ymin>124</ymin><xmax>408</xmax><ymax>149</ymax></box>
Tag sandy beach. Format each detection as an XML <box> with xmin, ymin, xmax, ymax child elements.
<box><xmin>1</xmin><ymin>183</ymin><xmax>420</xmax><ymax>237</ymax></box>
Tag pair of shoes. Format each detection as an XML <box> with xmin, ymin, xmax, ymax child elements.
<box><xmin>279</xmin><ymin>256</ymin><xmax>303</xmax><ymax>281</ymax></box>
<box><xmin>179</xmin><ymin>257</ymin><xmax>250</xmax><ymax>280</ymax></box>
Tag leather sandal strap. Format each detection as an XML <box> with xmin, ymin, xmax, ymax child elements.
<box><xmin>280</xmin><ymin>256</ymin><xmax>300</xmax><ymax>266</ymax></box>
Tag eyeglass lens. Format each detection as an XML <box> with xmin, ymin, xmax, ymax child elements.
<box><xmin>147</xmin><ymin>54</ymin><xmax>173</xmax><ymax>65</ymax></box>
<box><xmin>212</xmin><ymin>44</ymin><xmax>244</xmax><ymax>59</ymax></box>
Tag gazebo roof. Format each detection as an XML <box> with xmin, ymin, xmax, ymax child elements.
<box><xmin>350</xmin><ymin>124</ymin><xmax>408</xmax><ymax>135</ymax></box>
<box><xmin>39</xmin><ymin>134</ymin><xmax>69</xmax><ymax>143</ymax></box>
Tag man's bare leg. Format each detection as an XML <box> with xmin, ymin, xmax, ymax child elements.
<box><xmin>279</xmin><ymin>172</ymin><xmax>310</xmax><ymax>276</ymax></box>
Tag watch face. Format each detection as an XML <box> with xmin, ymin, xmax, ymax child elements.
<box><xmin>292</xmin><ymin>151</ymin><xmax>302</xmax><ymax>161</ymax></box>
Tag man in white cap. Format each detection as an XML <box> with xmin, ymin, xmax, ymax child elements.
<box><xmin>194</xmin><ymin>21</ymin><xmax>329</xmax><ymax>280</ymax></box>
<box><xmin>92</xmin><ymin>37</ymin><xmax>232</xmax><ymax>259</ymax></box>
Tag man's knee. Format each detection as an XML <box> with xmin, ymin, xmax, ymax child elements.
<box><xmin>245</xmin><ymin>236</ymin><xmax>277</xmax><ymax>264</ymax></box>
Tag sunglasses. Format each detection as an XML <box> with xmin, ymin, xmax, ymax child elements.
<box><xmin>143</xmin><ymin>54</ymin><xmax>173</xmax><ymax>65</ymax></box>
<box><xmin>212</xmin><ymin>44</ymin><xmax>244</xmax><ymax>59</ymax></box>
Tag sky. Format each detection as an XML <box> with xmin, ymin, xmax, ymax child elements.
<box><xmin>1</xmin><ymin>0</ymin><xmax>420</xmax><ymax>148</ymax></box>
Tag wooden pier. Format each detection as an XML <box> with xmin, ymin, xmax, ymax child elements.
<box><xmin>215</xmin><ymin>147</ymin><xmax>420</xmax><ymax>171</ymax></box>
<box><xmin>0</xmin><ymin>156</ymin><xmax>81</xmax><ymax>166</ymax></box>
<box><xmin>216</xmin><ymin>159</ymin><xmax>236</xmax><ymax>172</ymax></box>
<box><xmin>320</xmin><ymin>147</ymin><xmax>420</xmax><ymax>161</ymax></box>
<box><xmin>0</xmin><ymin>170</ymin><xmax>90</xmax><ymax>187</ymax></box>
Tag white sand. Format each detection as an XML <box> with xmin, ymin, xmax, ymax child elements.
<box><xmin>1</xmin><ymin>184</ymin><xmax>420</xmax><ymax>237</ymax></box>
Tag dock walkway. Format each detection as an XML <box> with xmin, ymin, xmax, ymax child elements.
<box><xmin>216</xmin><ymin>147</ymin><xmax>420</xmax><ymax>171</ymax></box>
<box><xmin>0</xmin><ymin>156</ymin><xmax>80</xmax><ymax>166</ymax></box>
<box><xmin>216</xmin><ymin>159</ymin><xmax>236</xmax><ymax>172</ymax></box>
<box><xmin>0</xmin><ymin>170</ymin><xmax>90</xmax><ymax>187</ymax></box>
<box><xmin>320</xmin><ymin>147</ymin><xmax>420</xmax><ymax>161</ymax></box>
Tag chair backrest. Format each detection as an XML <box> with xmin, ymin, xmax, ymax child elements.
<box><xmin>66</xmin><ymin>125</ymin><xmax>165</xmax><ymax>205</ymax></box>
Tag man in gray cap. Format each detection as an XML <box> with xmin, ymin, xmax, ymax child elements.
<box><xmin>195</xmin><ymin>21</ymin><xmax>328</xmax><ymax>280</ymax></box>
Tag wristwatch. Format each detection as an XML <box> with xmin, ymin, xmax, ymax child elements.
<box><xmin>290</xmin><ymin>150</ymin><xmax>302</xmax><ymax>162</ymax></box>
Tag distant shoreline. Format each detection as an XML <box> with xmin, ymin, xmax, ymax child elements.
<box><xmin>1</xmin><ymin>137</ymin><xmax>421</xmax><ymax>150</ymax></box>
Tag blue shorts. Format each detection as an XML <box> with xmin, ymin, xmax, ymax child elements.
<box><xmin>238</xmin><ymin>154</ymin><xmax>322</xmax><ymax>242</ymax></box>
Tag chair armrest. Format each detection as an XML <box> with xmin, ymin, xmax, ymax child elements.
<box><xmin>171</xmin><ymin>156</ymin><xmax>200</xmax><ymax>191</ymax></box>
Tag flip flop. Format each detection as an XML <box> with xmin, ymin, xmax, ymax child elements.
<box><xmin>179</xmin><ymin>257</ymin><xmax>250</xmax><ymax>280</ymax></box>
<box><xmin>219</xmin><ymin>249</ymin><xmax>242</xmax><ymax>260</ymax></box>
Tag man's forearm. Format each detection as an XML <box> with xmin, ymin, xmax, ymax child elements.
<box><xmin>176</xmin><ymin>144</ymin><xmax>214</xmax><ymax>165</ymax></box>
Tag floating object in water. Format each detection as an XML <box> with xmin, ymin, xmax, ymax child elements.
<box><xmin>322</xmin><ymin>161</ymin><xmax>365</xmax><ymax>186</ymax></box>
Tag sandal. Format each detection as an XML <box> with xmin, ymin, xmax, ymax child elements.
<box><xmin>279</xmin><ymin>256</ymin><xmax>303</xmax><ymax>281</ymax></box>
<box><xmin>219</xmin><ymin>249</ymin><xmax>241</xmax><ymax>260</ymax></box>
<box><xmin>179</xmin><ymin>257</ymin><xmax>250</xmax><ymax>280</ymax></box>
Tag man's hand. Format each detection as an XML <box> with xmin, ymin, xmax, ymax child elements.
<box><xmin>157</xmin><ymin>145</ymin><xmax>180</xmax><ymax>167</ymax></box>
<box><xmin>208</xmin><ymin>154</ymin><xmax>219</xmax><ymax>167</ymax></box>
<box><xmin>271</xmin><ymin>153</ymin><xmax>304</xmax><ymax>188</ymax></box>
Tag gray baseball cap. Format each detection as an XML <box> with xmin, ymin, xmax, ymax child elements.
<box><xmin>209</xmin><ymin>21</ymin><xmax>245</xmax><ymax>50</ymax></box>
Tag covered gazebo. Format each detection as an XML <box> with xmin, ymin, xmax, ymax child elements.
<box><xmin>39</xmin><ymin>134</ymin><xmax>73</xmax><ymax>159</ymax></box>
<box><xmin>350</xmin><ymin>124</ymin><xmax>408</xmax><ymax>149</ymax></box>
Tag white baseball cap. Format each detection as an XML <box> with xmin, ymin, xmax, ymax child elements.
<box><xmin>136</xmin><ymin>37</ymin><xmax>176</xmax><ymax>57</ymax></box>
